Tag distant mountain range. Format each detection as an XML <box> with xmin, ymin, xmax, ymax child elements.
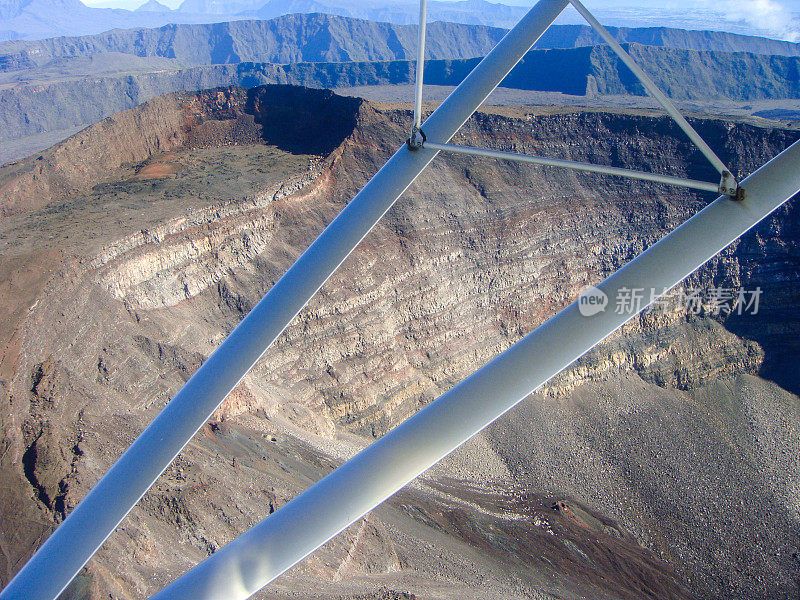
<box><xmin>3</xmin><ymin>14</ymin><xmax>800</xmax><ymax>153</ymax></box>
<box><xmin>0</xmin><ymin>0</ymin><xmax>229</xmax><ymax>41</ymax></box>
<box><xmin>3</xmin><ymin>13</ymin><xmax>800</xmax><ymax>74</ymax></box>
<box><xmin>136</xmin><ymin>0</ymin><xmax>170</xmax><ymax>11</ymax></box>
<box><xmin>2</xmin><ymin>11</ymin><xmax>800</xmax><ymax>163</ymax></box>
<box><xmin>2</xmin><ymin>0</ymin><xmax>799</xmax><ymax>42</ymax></box>
<box><xmin>1</xmin><ymin>0</ymin><xmax>532</xmax><ymax>41</ymax></box>
<box><xmin>211</xmin><ymin>0</ymin><xmax>530</xmax><ymax>28</ymax></box>
<box><xmin>0</xmin><ymin>16</ymin><xmax>507</xmax><ymax>70</ymax></box>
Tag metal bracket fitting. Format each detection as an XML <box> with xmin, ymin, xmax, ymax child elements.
<box><xmin>719</xmin><ymin>171</ymin><xmax>743</xmax><ymax>200</ymax></box>
<box><xmin>407</xmin><ymin>127</ymin><xmax>427</xmax><ymax>151</ymax></box>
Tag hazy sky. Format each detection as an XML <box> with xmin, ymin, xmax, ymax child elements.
<box><xmin>80</xmin><ymin>0</ymin><xmax>800</xmax><ymax>42</ymax></box>
<box><xmin>513</xmin><ymin>0</ymin><xmax>800</xmax><ymax>41</ymax></box>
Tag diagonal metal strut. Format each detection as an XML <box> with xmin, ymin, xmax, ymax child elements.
<box><xmin>3</xmin><ymin>1</ymin><xmax>793</xmax><ymax>599</ymax></box>
<box><xmin>413</xmin><ymin>0</ymin><xmax>740</xmax><ymax>197</ymax></box>
<box><xmin>148</xmin><ymin>140</ymin><xmax>800</xmax><ymax>600</ymax></box>
<box><xmin>568</xmin><ymin>0</ymin><xmax>736</xmax><ymax>193</ymax></box>
<box><xmin>0</xmin><ymin>1</ymin><xmax>570</xmax><ymax>599</ymax></box>
<box><xmin>425</xmin><ymin>141</ymin><xmax>723</xmax><ymax>193</ymax></box>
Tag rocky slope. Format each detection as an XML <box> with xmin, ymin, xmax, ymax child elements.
<box><xmin>384</xmin><ymin>43</ymin><xmax>800</xmax><ymax>100</ymax></box>
<box><xmin>1</xmin><ymin>85</ymin><xmax>800</xmax><ymax>600</ymax></box>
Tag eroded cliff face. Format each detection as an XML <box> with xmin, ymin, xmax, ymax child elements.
<box><xmin>1</xmin><ymin>86</ymin><xmax>800</xmax><ymax>600</ymax></box>
<box><xmin>0</xmin><ymin>84</ymin><xmax>361</xmax><ymax>216</ymax></box>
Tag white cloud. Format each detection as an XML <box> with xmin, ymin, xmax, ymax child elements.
<box><xmin>723</xmin><ymin>0</ymin><xmax>800</xmax><ymax>41</ymax></box>
<box><xmin>677</xmin><ymin>0</ymin><xmax>800</xmax><ymax>41</ymax></box>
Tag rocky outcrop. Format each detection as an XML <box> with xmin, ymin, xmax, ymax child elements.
<box><xmin>0</xmin><ymin>85</ymin><xmax>356</xmax><ymax>215</ymax></box>
<box><xmin>96</xmin><ymin>168</ymin><xmax>319</xmax><ymax>308</ymax></box>
<box><xmin>0</xmin><ymin>92</ymin><xmax>190</xmax><ymax>216</ymax></box>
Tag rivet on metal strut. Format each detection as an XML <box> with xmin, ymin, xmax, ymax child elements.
<box><xmin>407</xmin><ymin>127</ymin><xmax>427</xmax><ymax>151</ymax></box>
<box><xmin>719</xmin><ymin>171</ymin><xmax>744</xmax><ymax>201</ymax></box>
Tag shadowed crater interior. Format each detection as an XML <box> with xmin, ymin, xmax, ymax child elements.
<box><xmin>248</xmin><ymin>85</ymin><xmax>363</xmax><ymax>155</ymax></box>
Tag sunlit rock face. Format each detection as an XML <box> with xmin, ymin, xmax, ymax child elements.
<box><xmin>1</xmin><ymin>85</ymin><xmax>799</xmax><ymax>600</ymax></box>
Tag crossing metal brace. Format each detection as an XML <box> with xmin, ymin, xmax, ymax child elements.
<box><xmin>3</xmin><ymin>1</ymin><xmax>784</xmax><ymax>600</ymax></box>
<box><xmin>410</xmin><ymin>0</ymin><xmax>742</xmax><ymax>198</ymax></box>
<box><xmin>408</xmin><ymin>0</ymin><xmax>428</xmax><ymax>150</ymax></box>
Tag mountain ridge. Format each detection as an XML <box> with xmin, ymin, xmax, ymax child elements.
<box><xmin>3</xmin><ymin>42</ymin><xmax>800</xmax><ymax>153</ymax></box>
<box><xmin>3</xmin><ymin>13</ymin><xmax>800</xmax><ymax>74</ymax></box>
<box><xmin>135</xmin><ymin>0</ymin><xmax>171</xmax><ymax>12</ymax></box>
<box><xmin>3</xmin><ymin>0</ymin><xmax>800</xmax><ymax>44</ymax></box>
<box><xmin>0</xmin><ymin>15</ymin><xmax>508</xmax><ymax>71</ymax></box>
<box><xmin>0</xmin><ymin>0</ymin><xmax>238</xmax><ymax>42</ymax></box>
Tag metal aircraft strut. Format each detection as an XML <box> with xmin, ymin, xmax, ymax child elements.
<box><xmin>410</xmin><ymin>0</ymin><xmax>741</xmax><ymax>198</ymax></box>
<box><xmin>1</xmin><ymin>1</ymin><xmax>796</xmax><ymax>599</ymax></box>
